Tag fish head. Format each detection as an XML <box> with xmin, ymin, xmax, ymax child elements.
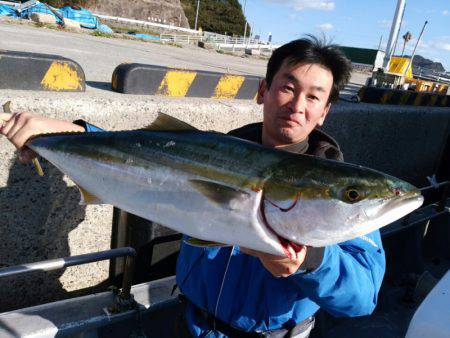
<box><xmin>262</xmin><ymin>158</ymin><xmax>424</xmax><ymax>247</ymax></box>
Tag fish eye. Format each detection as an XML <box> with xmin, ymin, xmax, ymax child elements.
<box><xmin>343</xmin><ymin>187</ymin><xmax>362</xmax><ymax>203</ymax></box>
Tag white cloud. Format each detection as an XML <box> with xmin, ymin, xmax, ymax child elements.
<box><xmin>377</xmin><ymin>19</ymin><xmax>391</xmax><ymax>28</ymax></box>
<box><xmin>440</xmin><ymin>43</ymin><xmax>450</xmax><ymax>51</ymax></box>
<box><xmin>317</xmin><ymin>23</ymin><xmax>333</xmax><ymax>31</ymax></box>
<box><xmin>443</xmin><ymin>10</ymin><xmax>449</xmax><ymax>16</ymax></box>
<box><xmin>428</xmin><ymin>36</ymin><xmax>450</xmax><ymax>52</ymax></box>
<box><xmin>265</xmin><ymin>0</ymin><xmax>335</xmax><ymax>11</ymax></box>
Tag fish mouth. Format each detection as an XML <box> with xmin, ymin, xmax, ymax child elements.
<box><xmin>365</xmin><ymin>194</ymin><xmax>424</xmax><ymax>220</ymax></box>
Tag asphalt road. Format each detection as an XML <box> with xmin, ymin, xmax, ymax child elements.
<box><xmin>0</xmin><ymin>18</ymin><xmax>367</xmax><ymax>98</ymax></box>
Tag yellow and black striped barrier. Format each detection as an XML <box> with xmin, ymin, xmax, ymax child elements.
<box><xmin>358</xmin><ymin>86</ymin><xmax>449</xmax><ymax>107</ymax></box>
<box><xmin>0</xmin><ymin>51</ymin><xmax>85</xmax><ymax>92</ymax></box>
<box><xmin>112</xmin><ymin>64</ymin><xmax>261</xmax><ymax>99</ymax></box>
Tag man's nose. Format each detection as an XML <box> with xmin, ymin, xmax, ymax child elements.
<box><xmin>288</xmin><ymin>94</ymin><xmax>306</xmax><ymax>114</ymax></box>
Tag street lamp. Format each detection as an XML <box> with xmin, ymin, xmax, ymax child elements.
<box><xmin>194</xmin><ymin>0</ymin><xmax>200</xmax><ymax>30</ymax></box>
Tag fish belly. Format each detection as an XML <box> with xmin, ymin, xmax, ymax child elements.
<box><xmin>37</xmin><ymin>149</ymin><xmax>284</xmax><ymax>256</ymax></box>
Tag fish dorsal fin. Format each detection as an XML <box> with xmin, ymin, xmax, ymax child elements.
<box><xmin>77</xmin><ymin>185</ymin><xmax>103</xmax><ymax>205</ymax></box>
<box><xmin>184</xmin><ymin>238</ymin><xmax>227</xmax><ymax>248</ymax></box>
<box><xmin>144</xmin><ymin>113</ymin><xmax>198</xmax><ymax>131</ymax></box>
<box><xmin>189</xmin><ymin>179</ymin><xmax>250</xmax><ymax>210</ymax></box>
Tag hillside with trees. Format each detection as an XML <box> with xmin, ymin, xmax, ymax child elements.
<box><xmin>180</xmin><ymin>0</ymin><xmax>249</xmax><ymax>36</ymax></box>
<box><xmin>411</xmin><ymin>55</ymin><xmax>446</xmax><ymax>73</ymax></box>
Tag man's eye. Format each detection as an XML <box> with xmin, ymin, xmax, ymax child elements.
<box><xmin>282</xmin><ymin>86</ymin><xmax>294</xmax><ymax>93</ymax></box>
<box><xmin>308</xmin><ymin>95</ymin><xmax>319</xmax><ymax>101</ymax></box>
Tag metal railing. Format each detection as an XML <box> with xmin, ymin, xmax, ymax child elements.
<box><xmin>159</xmin><ymin>34</ymin><xmax>203</xmax><ymax>44</ymax></box>
<box><xmin>95</xmin><ymin>13</ymin><xmax>201</xmax><ymax>35</ymax></box>
<box><xmin>157</xmin><ymin>32</ymin><xmax>279</xmax><ymax>51</ymax></box>
<box><xmin>0</xmin><ymin>247</ymin><xmax>136</xmax><ymax>300</ymax></box>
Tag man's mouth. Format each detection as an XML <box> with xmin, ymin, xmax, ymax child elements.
<box><xmin>279</xmin><ymin>115</ymin><xmax>303</xmax><ymax>127</ymax></box>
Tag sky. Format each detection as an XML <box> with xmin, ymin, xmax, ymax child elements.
<box><xmin>238</xmin><ymin>0</ymin><xmax>450</xmax><ymax>71</ymax></box>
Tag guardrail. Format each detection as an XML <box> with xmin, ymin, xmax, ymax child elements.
<box><xmin>94</xmin><ymin>13</ymin><xmax>201</xmax><ymax>35</ymax></box>
<box><xmin>159</xmin><ymin>34</ymin><xmax>203</xmax><ymax>44</ymax></box>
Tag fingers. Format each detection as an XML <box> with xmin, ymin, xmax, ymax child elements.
<box><xmin>0</xmin><ymin>113</ymin><xmax>31</xmax><ymax>149</ymax></box>
<box><xmin>0</xmin><ymin>112</ymin><xmax>40</xmax><ymax>150</ymax></box>
<box><xmin>6</xmin><ymin>114</ymin><xmax>26</xmax><ymax>139</ymax></box>
<box><xmin>0</xmin><ymin>112</ymin><xmax>13</xmax><ymax>123</ymax></box>
<box><xmin>8</xmin><ymin>121</ymin><xmax>35</xmax><ymax>149</ymax></box>
<box><xmin>0</xmin><ymin>113</ymin><xmax>17</xmax><ymax>135</ymax></box>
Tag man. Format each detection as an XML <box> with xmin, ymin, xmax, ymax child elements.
<box><xmin>0</xmin><ymin>36</ymin><xmax>385</xmax><ymax>338</ymax></box>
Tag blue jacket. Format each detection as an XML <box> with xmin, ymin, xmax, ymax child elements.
<box><xmin>82</xmin><ymin>121</ymin><xmax>385</xmax><ymax>336</ymax></box>
<box><xmin>177</xmin><ymin>233</ymin><xmax>385</xmax><ymax>336</ymax></box>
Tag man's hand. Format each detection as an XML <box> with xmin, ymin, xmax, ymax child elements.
<box><xmin>241</xmin><ymin>246</ymin><xmax>307</xmax><ymax>278</ymax></box>
<box><xmin>0</xmin><ymin>112</ymin><xmax>84</xmax><ymax>163</ymax></box>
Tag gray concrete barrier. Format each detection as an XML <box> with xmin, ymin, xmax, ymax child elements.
<box><xmin>0</xmin><ymin>51</ymin><xmax>85</xmax><ymax>92</ymax></box>
<box><xmin>358</xmin><ymin>86</ymin><xmax>450</xmax><ymax>107</ymax></box>
<box><xmin>0</xmin><ymin>93</ymin><xmax>448</xmax><ymax>311</ymax></box>
<box><xmin>322</xmin><ymin>105</ymin><xmax>450</xmax><ymax>187</ymax></box>
<box><xmin>111</xmin><ymin>63</ymin><xmax>261</xmax><ymax>99</ymax></box>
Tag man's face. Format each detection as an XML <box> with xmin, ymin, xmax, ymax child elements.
<box><xmin>258</xmin><ymin>61</ymin><xmax>333</xmax><ymax>147</ymax></box>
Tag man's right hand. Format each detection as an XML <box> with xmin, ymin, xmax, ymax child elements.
<box><xmin>0</xmin><ymin>112</ymin><xmax>85</xmax><ymax>163</ymax></box>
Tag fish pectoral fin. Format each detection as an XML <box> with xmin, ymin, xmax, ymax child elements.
<box><xmin>184</xmin><ymin>238</ymin><xmax>227</xmax><ymax>248</ymax></box>
<box><xmin>189</xmin><ymin>179</ymin><xmax>251</xmax><ymax>209</ymax></box>
<box><xmin>144</xmin><ymin>113</ymin><xmax>198</xmax><ymax>131</ymax></box>
<box><xmin>77</xmin><ymin>186</ymin><xmax>102</xmax><ymax>205</ymax></box>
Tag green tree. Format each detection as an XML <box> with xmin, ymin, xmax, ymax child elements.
<box><xmin>181</xmin><ymin>0</ymin><xmax>250</xmax><ymax>36</ymax></box>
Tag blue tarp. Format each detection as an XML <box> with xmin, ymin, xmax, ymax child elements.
<box><xmin>0</xmin><ymin>5</ymin><xmax>18</xmax><ymax>17</ymax></box>
<box><xmin>97</xmin><ymin>23</ymin><xmax>114</xmax><ymax>34</ymax></box>
<box><xmin>59</xmin><ymin>6</ymin><xmax>98</xmax><ymax>29</ymax></box>
<box><xmin>127</xmin><ymin>33</ymin><xmax>160</xmax><ymax>40</ymax></box>
<box><xmin>20</xmin><ymin>1</ymin><xmax>61</xmax><ymax>22</ymax></box>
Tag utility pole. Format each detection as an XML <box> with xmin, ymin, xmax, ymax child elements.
<box><xmin>194</xmin><ymin>0</ymin><xmax>200</xmax><ymax>30</ymax></box>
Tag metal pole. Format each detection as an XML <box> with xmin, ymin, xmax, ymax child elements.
<box><xmin>404</xmin><ymin>20</ymin><xmax>428</xmax><ymax>77</ymax></box>
<box><xmin>392</xmin><ymin>2</ymin><xmax>406</xmax><ymax>56</ymax></box>
<box><xmin>378</xmin><ymin>35</ymin><xmax>383</xmax><ymax>50</ymax></box>
<box><xmin>382</xmin><ymin>0</ymin><xmax>406</xmax><ymax>69</ymax></box>
<box><xmin>194</xmin><ymin>0</ymin><xmax>200</xmax><ymax>30</ymax></box>
<box><xmin>0</xmin><ymin>247</ymin><xmax>137</xmax><ymax>299</ymax></box>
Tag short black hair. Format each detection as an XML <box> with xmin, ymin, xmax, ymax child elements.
<box><xmin>266</xmin><ymin>35</ymin><xmax>352</xmax><ymax>103</ymax></box>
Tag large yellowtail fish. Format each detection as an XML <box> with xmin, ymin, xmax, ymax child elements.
<box><xmin>27</xmin><ymin>114</ymin><xmax>423</xmax><ymax>257</ymax></box>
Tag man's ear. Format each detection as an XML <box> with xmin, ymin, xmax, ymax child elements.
<box><xmin>256</xmin><ymin>79</ymin><xmax>267</xmax><ymax>105</ymax></box>
<box><xmin>317</xmin><ymin>103</ymin><xmax>331</xmax><ymax>126</ymax></box>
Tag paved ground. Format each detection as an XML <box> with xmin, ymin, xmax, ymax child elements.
<box><xmin>0</xmin><ymin>19</ymin><xmax>368</xmax><ymax>99</ymax></box>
